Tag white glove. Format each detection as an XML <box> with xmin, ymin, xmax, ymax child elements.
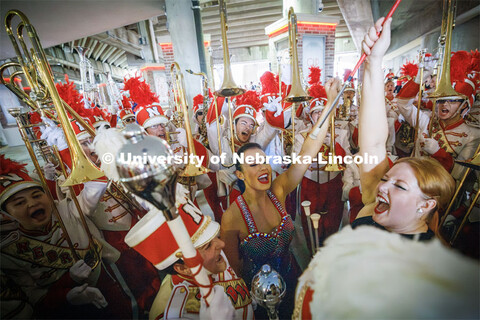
<box><xmin>176</xmin><ymin>128</ymin><xmax>187</xmax><ymax>148</ymax></box>
<box><xmin>419</xmin><ymin>134</ymin><xmax>440</xmax><ymax>155</ymax></box>
<box><xmin>40</xmin><ymin>117</ymin><xmax>68</xmax><ymax>150</ymax></box>
<box><xmin>43</xmin><ymin>162</ymin><xmax>56</xmax><ymax>181</ymax></box>
<box><xmin>200</xmin><ymin>285</ymin><xmax>235</xmax><ymax>320</ymax></box>
<box><xmin>217</xmin><ymin>169</ymin><xmax>237</xmax><ymax>187</ymax></box>
<box><xmin>66</xmin><ymin>283</ymin><xmax>108</xmax><ymax>309</ymax></box>
<box><xmin>263</xmin><ymin>96</ymin><xmax>283</xmax><ymax>117</ymax></box>
<box><xmin>69</xmin><ymin>259</ymin><xmax>92</xmax><ymax>283</ymax></box>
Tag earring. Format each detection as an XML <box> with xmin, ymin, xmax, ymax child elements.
<box><xmin>417</xmin><ymin>208</ymin><xmax>424</xmax><ymax>214</ymax></box>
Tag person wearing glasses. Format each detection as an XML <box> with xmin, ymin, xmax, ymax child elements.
<box><xmin>395</xmin><ymin>50</ymin><xmax>480</xmax><ymax>182</ymax></box>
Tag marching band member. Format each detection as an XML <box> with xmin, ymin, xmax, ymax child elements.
<box><xmin>395</xmin><ymin>51</ymin><xmax>480</xmax><ymax>180</ymax></box>
<box><xmin>293</xmin><ymin>81</ymin><xmax>350</xmax><ymax>249</ymax></box>
<box><xmin>294</xmin><ymin>18</ymin><xmax>477</xmax><ymax>317</ymax></box>
<box><xmin>0</xmin><ymin>156</ymin><xmax>135</xmax><ymax>319</ymax></box>
<box><xmin>124</xmin><ymin>185</ymin><xmax>253</xmax><ymax>320</ymax></box>
<box><xmin>221</xmin><ymin>77</ymin><xmax>341</xmax><ymax>319</ymax></box>
<box><xmin>118</xmin><ymin>96</ymin><xmax>137</xmax><ymax>127</ymax></box>
<box><xmin>192</xmin><ymin>94</ymin><xmax>208</xmax><ymax>147</ymax></box>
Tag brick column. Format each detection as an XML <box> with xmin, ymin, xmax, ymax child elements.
<box><xmin>265</xmin><ymin>14</ymin><xmax>339</xmax><ymax>82</ymax></box>
<box><xmin>297</xmin><ymin>23</ymin><xmax>337</xmax><ymax>79</ymax></box>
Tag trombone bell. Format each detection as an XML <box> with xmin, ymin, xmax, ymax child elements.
<box><xmin>428</xmin><ymin>0</ymin><xmax>462</xmax><ymax>100</ymax></box>
<box><xmin>215</xmin><ymin>0</ymin><xmax>245</xmax><ymax>98</ymax></box>
<box><xmin>285</xmin><ymin>7</ymin><xmax>311</xmax><ymax>103</ymax></box>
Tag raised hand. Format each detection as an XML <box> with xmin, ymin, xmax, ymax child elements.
<box><xmin>362</xmin><ymin>17</ymin><xmax>392</xmax><ymax>63</ymax></box>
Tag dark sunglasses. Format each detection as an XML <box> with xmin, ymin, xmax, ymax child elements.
<box><xmin>437</xmin><ymin>99</ymin><xmax>463</xmax><ymax>104</ymax></box>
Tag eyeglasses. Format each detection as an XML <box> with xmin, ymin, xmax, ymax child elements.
<box><xmin>124</xmin><ymin>117</ymin><xmax>136</xmax><ymax>124</ymax></box>
<box><xmin>149</xmin><ymin>124</ymin><xmax>166</xmax><ymax>130</ymax></box>
<box><xmin>437</xmin><ymin>99</ymin><xmax>463</xmax><ymax>104</ymax></box>
<box><xmin>196</xmin><ymin>111</ymin><xmax>204</xmax><ymax>116</ymax></box>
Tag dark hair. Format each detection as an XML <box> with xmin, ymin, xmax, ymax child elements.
<box><xmin>2</xmin><ymin>186</ymin><xmax>45</xmax><ymax>212</ymax></box>
<box><xmin>163</xmin><ymin>258</ymin><xmax>184</xmax><ymax>275</ymax></box>
<box><xmin>235</xmin><ymin>142</ymin><xmax>263</xmax><ymax>172</ymax></box>
<box><xmin>235</xmin><ymin>142</ymin><xmax>262</xmax><ymax>192</ymax></box>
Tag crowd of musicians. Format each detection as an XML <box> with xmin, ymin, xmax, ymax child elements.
<box><xmin>1</xmin><ymin>8</ymin><xmax>480</xmax><ymax>320</ymax></box>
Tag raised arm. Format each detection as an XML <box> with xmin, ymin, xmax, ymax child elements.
<box><xmin>220</xmin><ymin>209</ymin><xmax>243</xmax><ymax>276</ymax></box>
<box><xmin>273</xmin><ymin>78</ymin><xmax>340</xmax><ymax>199</ymax></box>
<box><xmin>359</xmin><ymin>17</ymin><xmax>392</xmax><ymax>203</ymax></box>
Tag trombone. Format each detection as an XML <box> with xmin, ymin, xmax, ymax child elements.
<box><xmin>4</xmin><ymin>10</ymin><xmax>103</xmax><ymax>187</ymax></box>
<box><xmin>171</xmin><ymin>62</ymin><xmax>210</xmax><ymax>179</ymax></box>
<box><xmin>324</xmin><ymin>116</ymin><xmax>345</xmax><ymax>172</ymax></box>
<box><xmin>186</xmin><ymin>69</ymin><xmax>210</xmax><ymax>149</ymax></box>
<box><xmin>285</xmin><ymin>7</ymin><xmax>312</xmax><ymax>156</ymax></box>
<box><xmin>215</xmin><ymin>0</ymin><xmax>245</xmax><ymax>167</ymax></box>
<box><xmin>74</xmin><ymin>46</ymin><xmax>98</xmax><ymax>109</ymax></box>
<box><xmin>428</xmin><ymin>0</ymin><xmax>462</xmax><ymax>135</ymax></box>
<box><xmin>411</xmin><ymin>49</ymin><xmax>427</xmax><ymax>157</ymax></box>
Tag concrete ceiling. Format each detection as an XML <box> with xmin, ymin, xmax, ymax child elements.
<box><xmin>371</xmin><ymin>0</ymin><xmax>480</xmax><ymax>54</ymax></box>
<box><xmin>0</xmin><ymin>0</ymin><xmax>165</xmax><ymax>60</ymax></box>
<box><xmin>154</xmin><ymin>0</ymin><xmax>353</xmax><ymax>51</ymax></box>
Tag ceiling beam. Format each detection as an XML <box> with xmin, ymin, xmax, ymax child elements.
<box><xmin>228</xmin><ymin>40</ymin><xmax>269</xmax><ymax>49</ymax></box>
<box><xmin>108</xmin><ymin>50</ymin><xmax>125</xmax><ymax>64</ymax></box>
<box><xmin>86</xmin><ymin>39</ymin><xmax>98</xmax><ymax>59</ymax></box>
<box><xmin>203</xmin><ymin>15</ymin><xmax>280</xmax><ymax>30</ymax></box>
<box><xmin>202</xmin><ymin>2</ymin><xmax>282</xmax><ymax>17</ymax></box>
<box><xmin>91</xmin><ymin>33</ymin><xmax>142</xmax><ymax>57</ymax></box>
<box><xmin>100</xmin><ymin>46</ymin><xmax>116</xmax><ymax>63</ymax></box>
<box><xmin>93</xmin><ymin>43</ymin><xmax>108</xmax><ymax>60</ymax></box>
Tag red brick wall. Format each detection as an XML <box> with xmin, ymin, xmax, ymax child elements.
<box><xmin>160</xmin><ymin>43</ymin><xmax>175</xmax><ymax>85</ymax></box>
<box><xmin>296</xmin><ymin>24</ymin><xmax>336</xmax><ymax>79</ymax></box>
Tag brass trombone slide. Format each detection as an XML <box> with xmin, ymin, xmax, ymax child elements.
<box><xmin>215</xmin><ymin>0</ymin><xmax>245</xmax><ymax>98</ymax></box>
<box><xmin>5</xmin><ymin>10</ymin><xmax>103</xmax><ymax>186</ymax></box>
<box><xmin>171</xmin><ymin>62</ymin><xmax>210</xmax><ymax>177</ymax></box>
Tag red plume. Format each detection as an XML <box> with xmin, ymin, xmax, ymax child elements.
<box><xmin>0</xmin><ymin>155</ymin><xmax>28</xmax><ymax>175</ymax></box>
<box><xmin>260</xmin><ymin>71</ymin><xmax>278</xmax><ymax>95</ymax></box>
<box><xmin>400</xmin><ymin>61</ymin><xmax>419</xmax><ymax>78</ymax></box>
<box><xmin>208</xmin><ymin>88</ymin><xmax>214</xmax><ymax>99</ymax></box>
<box><xmin>28</xmin><ymin>111</ymin><xmax>42</xmax><ymax>125</ymax></box>
<box><xmin>193</xmin><ymin>94</ymin><xmax>204</xmax><ymax>107</ymax></box>
<box><xmin>55</xmin><ymin>78</ymin><xmax>91</xmax><ymax>118</ymax></box>
<box><xmin>469</xmin><ymin>49</ymin><xmax>480</xmax><ymax>73</ymax></box>
<box><xmin>120</xmin><ymin>95</ymin><xmax>132</xmax><ymax>110</ymax></box>
<box><xmin>308</xmin><ymin>83</ymin><xmax>327</xmax><ymax>100</ymax></box>
<box><xmin>123</xmin><ymin>76</ymin><xmax>159</xmax><ymax>110</ymax></box>
<box><xmin>308</xmin><ymin>66</ymin><xmax>322</xmax><ymax>85</ymax></box>
<box><xmin>343</xmin><ymin>69</ymin><xmax>352</xmax><ymax>82</ymax></box>
<box><xmin>450</xmin><ymin>51</ymin><xmax>471</xmax><ymax>82</ymax></box>
<box><xmin>236</xmin><ymin>90</ymin><xmax>261</xmax><ymax>111</ymax></box>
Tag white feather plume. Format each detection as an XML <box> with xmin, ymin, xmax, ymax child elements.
<box><xmin>93</xmin><ymin>128</ymin><xmax>126</xmax><ymax>181</ymax></box>
<box><xmin>300</xmin><ymin>226</ymin><xmax>479</xmax><ymax>319</ymax></box>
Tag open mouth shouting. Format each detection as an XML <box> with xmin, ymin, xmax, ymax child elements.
<box><xmin>239</xmin><ymin>130</ymin><xmax>250</xmax><ymax>140</ymax></box>
<box><xmin>30</xmin><ymin>208</ymin><xmax>47</xmax><ymax>221</ymax></box>
<box><xmin>374</xmin><ymin>194</ymin><xmax>390</xmax><ymax>214</ymax></box>
<box><xmin>258</xmin><ymin>173</ymin><xmax>269</xmax><ymax>184</ymax></box>
<box><xmin>439</xmin><ymin>105</ymin><xmax>450</xmax><ymax>118</ymax></box>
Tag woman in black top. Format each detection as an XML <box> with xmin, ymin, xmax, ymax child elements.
<box><xmin>354</xmin><ymin>17</ymin><xmax>455</xmax><ymax>239</ymax></box>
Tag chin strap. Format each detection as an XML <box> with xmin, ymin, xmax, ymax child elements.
<box><xmin>459</xmin><ymin>100</ymin><xmax>470</xmax><ymax>118</ymax></box>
